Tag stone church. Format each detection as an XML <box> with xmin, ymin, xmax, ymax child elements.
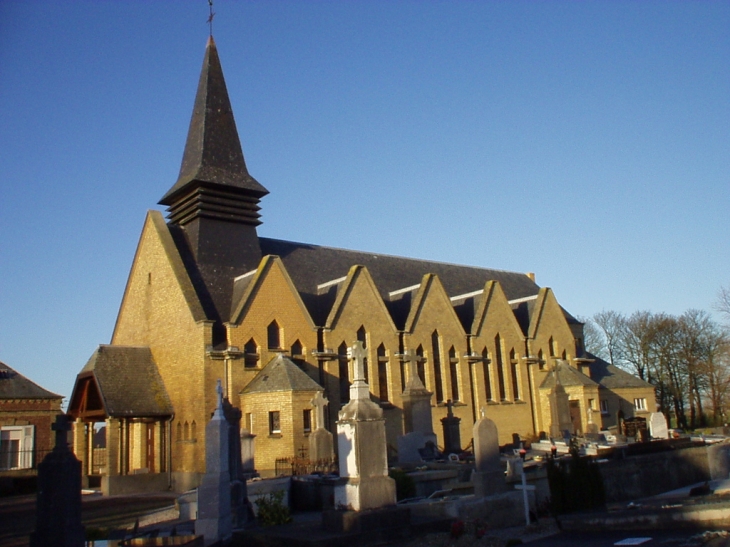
<box><xmin>67</xmin><ymin>37</ymin><xmax>655</xmax><ymax>493</ymax></box>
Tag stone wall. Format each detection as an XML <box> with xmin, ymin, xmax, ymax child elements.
<box><xmin>102</xmin><ymin>472</ymin><xmax>170</xmax><ymax>496</ymax></box>
<box><xmin>598</xmin><ymin>444</ymin><xmax>730</xmax><ymax>502</ymax></box>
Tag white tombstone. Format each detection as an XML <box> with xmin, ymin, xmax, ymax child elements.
<box><xmin>649</xmin><ymin>412</ymin><xmax>669</xmax><ymax>440</ymax></box>
<box><xmin>334</xmin><ymin>341</ymin><xmax>396</xmax><ymax>511</ymax></box>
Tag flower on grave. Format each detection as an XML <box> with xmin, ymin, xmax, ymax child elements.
<box><xmin>450</xmin><ymin>519</ymin><xmax>465</xmax><ymax>538</ymax></box>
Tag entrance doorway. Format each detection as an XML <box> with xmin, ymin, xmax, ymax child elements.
<box><xmin>569</xmin><ymin>400</ymin><xmax>583</xmax><ymax>434</ymax></box>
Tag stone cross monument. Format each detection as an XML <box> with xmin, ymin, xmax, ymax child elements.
<box><xmin>441</xmin><ymin>399</ymin><xmax>462</xmax><ymax>454</ymax></box>
<box><xmin>195</xmin><ymin>380</ymin><xmax>232</xmax><ymax>546</ymax></box>
<box><xmin>309</xmin><ymin>390</ymin><xmax>334</xmax><ymax>463</ymax></box>
<box><xmin>548</xmin><ymin>361</ymin><xmax>573</xmax><ymax>439</ymax></box>
<box><xmin>398</xmin><ymin>349</ymin><xmax>437</xmax><ymax>464</ymax></box>
<box><xmin>30</xmin><ymin>414</ymin><xmax>85</xmax><ymax>547</ymax></box>
<box><xmin>334</xmin><ymin>341</ymin><xmax>396</xmax><ymax>511</ymax></box>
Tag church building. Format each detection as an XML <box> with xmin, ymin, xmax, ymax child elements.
<box><xmin>67</xmin><ymin>37</ymin><xmax>655</xmax><ymax>494</ymax></box>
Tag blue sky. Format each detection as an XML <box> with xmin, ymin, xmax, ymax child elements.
<box><xmin>1</xmin><ymin>1</ymin><xmax>728</xmax><ymax>402</ymax></box>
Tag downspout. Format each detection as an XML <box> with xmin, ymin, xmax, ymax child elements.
<box><xmin>167</xmin><ymin>414</ymin><xmax>174</xmax><ymax>490</ymax></box>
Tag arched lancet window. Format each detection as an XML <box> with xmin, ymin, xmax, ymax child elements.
<box><xmin>538</xmin><ymin>348</ymin><xmax>545</xmax><ymax>370</ymax></box>
<box><xmin>377</xmin><ymin>343</ymin><xmax>388</xmax><ymax>402</ymax></box>
<box><xmin>495</xmin><ymin>334</ymin><xmax>506</xmax><ymax>401</ymax></box>
<box><xmin>448</xmin><ymin>346</ymin><xmax>459</xmax><ymax>402</ymax></box>
<box><xmin>510</xmin><ymin>348</ymin><xmax>520</xmax><ymax>400</ymax></box>
<box><xmin>176</xmin><ymin>421</ymin><xmax>182</xmax><ymax>441</ymax></box>
<box><xmin>291</xmin><ymin>339</ymin><xmax>304</xmax><ymax>367</ymax></box>
<box><xmin>482</xmin><ymin>347</ymin><xmax>492</xmax><ymax>401</ymax></box>
<box><xmin>338</xmin><ymin>342</ymin><xmax>350</xmax><ymax>404</ymax></box>
<box><xmin>416</xmin><ymin>345</ymin><xmax>426</xmax><ymax>387</ymax></box>
<box><xmin>548</xmin><ymin>336</ymin><xmax>556</xmax><ymax>358</ymax></box>
<box><xmin>244</xmin><ymin>338</ymin><xmax>259</xmax><ymax>368</ymax></box>
<box><xmin>356</xmin><ymin>326</ymin><xmax>368</xmax><ymax>383</ymax></box>
<box><xmin>183</xmin><ymin>421</ymin><xmax>190</xmax><ymax>441</ymax></box>
<box><xmin>268</xmin><ymin>320</ymin><xmax>281</xmax><ymax>350</ymax></box>
<box><xmin>191</xmin><ymin>421</ymin><xmax>197</xmax><ymax>441</ymax></box>
<box><xmin>431</xmin><ymin>330</ymin><xmax>444</xmax><ymax>402</ymax></box>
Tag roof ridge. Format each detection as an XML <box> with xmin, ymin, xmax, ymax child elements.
<box><xmin>258</xmin><ymin>237</ymin><xmax>535</xmax><ymax>277</ymax></box>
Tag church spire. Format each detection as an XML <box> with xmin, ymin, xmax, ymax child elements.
<box><xmin>159</xmin><ymin>37</ymin><xmax>267</xmax><ymax>329</ymax></box>
<box><xmin>159</xmin><ymin>36</ymin><xmax>268</xmax><ymax>225</ymax></box>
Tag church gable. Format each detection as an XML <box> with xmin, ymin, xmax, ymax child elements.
<box><xmin>403</xmin><ymin>274</ymin><xmax>467</xmax><ymax>409</ymax></box>
<box><xmin>325</xmin><ymin>266</ymin><xmax>396</xmax><ymax>333</ymax></box>
<box><xmin>112</xmin><ymin>210</ymin><xmax>207</xmax><ymax>346</ymax></box>
<box><xmin>322</xmin><ymin>265</ymin><xmax>400</xmax><ymax>409</ymax></box>
<box><xmin>228</xmin><ymin>256</ymin><xmax>318</xmax><ymax>400</ymax></box>
<box><xmin>528</xmin><ymin>288</ymin><xmax>577</xmax><ymax>363</ymax></box>
<box><xmin>471</xmin><ymin>281</ymin><xmax>524</xmax><ymax>342</ymax></box>
<box><xmin>404</xmin><ymin>274</ymin><xmax>465</xmax><ymax>338</ymax></box>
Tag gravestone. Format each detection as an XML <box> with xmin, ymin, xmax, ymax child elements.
<box><xmin>222</xmin><ymin>397</ymin><xmax>249</xmax><ymax>528</ymax></box>
<box><xmin>240</xmin><ymin>428</ymin><xmax>256</xmax><ymax>478</ymax></box>
<box><xmin>196</xmin><ymin>381</ymin><xmax>232</xmax><ymax>546</ymax></box>
<box><xmin>309</xmin><ymin>391</ymin><xmax>335</xmax><ymax>463</ymax></box>
<box><xmin>649</xmin><ymin>412</ymin><xmax>669</xmax><ymax>440</ymax></box>
<box><xmin>472</xmin><ymin>409</ymin><xmax>507</xmax><ymax>497</ymax></box>
<box><xmin>548</xmin><ymin>362</ymin><xmax>573</xmax><ymax>438</ymax></box>
<box><xmin>333</xmin><ymin>341</ymin><xmax>396</xmax><ymax>511</ymax></box>
<box><xmin>441</xmin><ymin>399</ymin><xmax>462</xmax><ymax>454</ymax></box>
<box><xmin>398</xmin><ymin>349</ymin><xmax>437</xmax><ymax>464</ymax></box>
<box><xmin>30</xmin><ymin>414</ymin><xmax>85</xmax><ymax>547</ymax></box>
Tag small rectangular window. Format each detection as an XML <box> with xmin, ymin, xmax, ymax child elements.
<box><xmin>600</xmin><ymin>399</ymin><xmax>609</xmax><ymax>415</ymax></box>
<box><xmin>0</xmin><ymin>425</ymin><xmax>34</xmax><ymax>470</ymax></box>
<box><xmin>588</xmin><ymin>398</ymin><xmax>595</xmax><ymax>410</ymax></box>
<box><xmin>634</xmin><ymin>398</ymin><xmax>647</xmax><ymax>411</ymax></box>
<box><xmin>268</xmin><ymin>411</ymin><xmax>281</xmax><ymax>435</ymax></box>
<box><xmin>303</xmin><ymin>409</ymin><xmax>312</xmax><ymax>432</ymax></box>
<box><xmin>244</xmin><ymin>413</ymin><xmax>252</xmax><ymax>432</ymax></box>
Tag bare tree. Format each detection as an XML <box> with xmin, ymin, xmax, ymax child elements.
<box><xmin>716</xmin><ymin>285</ymin><xmax>730</xmax><ymax>324</ymax></box>
<box><xmin>578</xmin><ymin>316</ymin><xmax>607</xmax><ymax>360</ymax></box>
<box><xmin>593</xmin><ymin>310</ymin><xmax>626</xmax><ymax>367</ymax></box>
<box><xmin>621</xmin><ymin>311</ymin><xmax>655</xmax><ymax>382</ymax></box>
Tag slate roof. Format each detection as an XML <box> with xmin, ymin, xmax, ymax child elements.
<box><xmin>242</xmin><ymin>354</ymin><xmax>323</xmax><ymax>394</ymax></box>
<box><xmin>0</xmin><ymin>362</ymin><xmax>62</xmax><ymax>400</ymax></box>
<box><xmin>589</xmin><ymin>355</ymin><xmax>655</xmax><ymax>390</ymax></box>
<box><xmin>76</xmin><ymin>345</ymin><xmax>173</xmax><ymax>417</ymax></box>
<box><xmin>539</xmin><ymin>361</ymin><xmax>599</xmax><ymax>390</ymax></box>
<box><xmin>257</xmin><ymin>238</ymin><xmax>541</xmax><ymax>327</ymax></box>
<box><xmin>159</xmin><ymin>36</ymin><xmax>267</xmax><ymax>207</ymax></box>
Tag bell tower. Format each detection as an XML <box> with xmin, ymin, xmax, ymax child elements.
<box><xmin>159</xmin><ymin>37</ymin><xmax>268</xmax><ymax>322</ymax></box>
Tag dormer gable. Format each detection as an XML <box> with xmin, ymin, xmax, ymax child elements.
<box><xmin>471</xmin><ymin>280</ymin><xmax>524</xmax><ymax>339</ymax></box>
<box><xmin>229</xmin><ymin>255</ymin><xmax>315</xmax><ymax>330</ymax></box>
<box><xmin>404</xmin><ymin>274</ymin><xmax>466</xmax><ymax>337</ymax></box>
<box><xmin>325</xmin><ymin>265</ymin><xmax>397</xmax><ymax>333</ymax></box>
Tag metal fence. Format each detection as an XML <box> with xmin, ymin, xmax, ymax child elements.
<box><xmin>274</xmin><ymin>456</ymin><xmax>338</xmax><ymax>477</ymax></box>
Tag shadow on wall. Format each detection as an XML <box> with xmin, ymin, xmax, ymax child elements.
<box><xmin>598</xmin><ymin>442</ymin><xmax>730</xmax><ymax>503</ymax></box>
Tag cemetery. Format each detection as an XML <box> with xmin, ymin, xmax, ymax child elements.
<box><xmin>6</xmin><ymin>340</ymin><xmax>730</xmax><ymax>547</ymax></box>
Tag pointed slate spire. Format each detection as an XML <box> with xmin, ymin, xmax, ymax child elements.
<box><xmin>160</xmin><ymin>36</ymin><xmax>268</xmax><ymax>225</ymax></box>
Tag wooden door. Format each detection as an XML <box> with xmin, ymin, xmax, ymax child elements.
<box><xmin>146</xmin><ymin>423</ymin><xmax>155</xmax><ymax>473</ymax></box>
